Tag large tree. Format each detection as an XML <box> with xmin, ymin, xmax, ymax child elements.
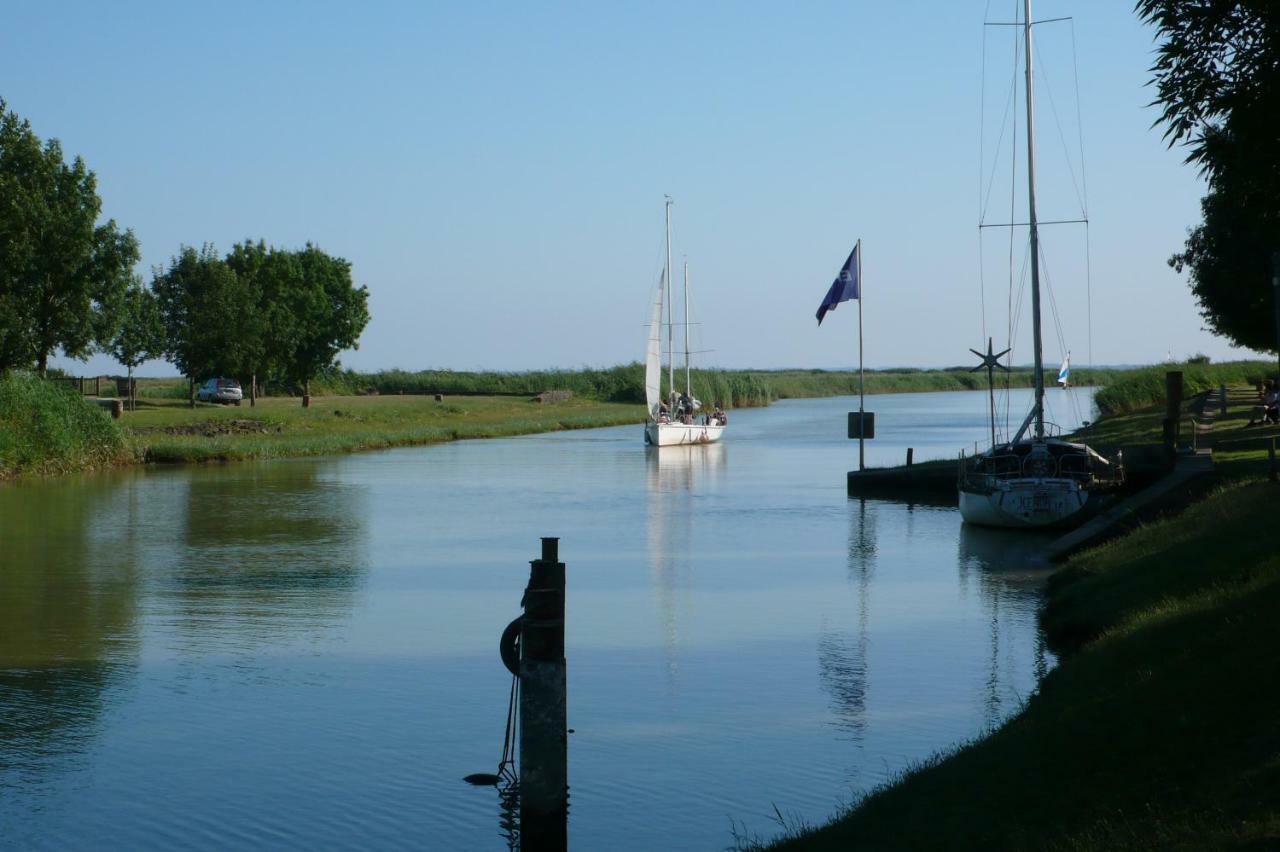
<box><xmin>283</xmin><ymin>244</ymin><xmax>370</xmax><ymax>404</ymax></box>
<box><xmin>224</xmin><ymin>240</ymin><xmax>298</xmax><ymax>405</ymax></box>
<box><xmin>1138</xmin><ymin>2</ymin><xmax>1280</xmax><ymax>352</ymax></box>
<box><xmin>0</xmin><ymin>98</ymin><xmax>139</xmax><ymax>374</ymax></box>
<box><xmin>108</xmin><ymin>280</ymin><xmax>165</xmax><ymax>411</ymax></box>
<box><xmin>152</xmin><ymin>245</ymin><xmax>256</xmax><ymax>406</ymax></box>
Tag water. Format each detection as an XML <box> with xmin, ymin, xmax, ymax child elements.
<box><xmin>0</xmin><ymin>388</ymin><xmax>1093</xmax><ymax>850</ymax></box>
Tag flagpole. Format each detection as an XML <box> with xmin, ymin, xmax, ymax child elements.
<box><xmin>857</xmin><ymin>238</ymin><xmax>864</xmax><ymax>472</ymax></box>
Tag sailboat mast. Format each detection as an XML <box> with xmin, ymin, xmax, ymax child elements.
<box><xmin>1023</xmin><ymin>0</ymin><xmax>1045</xmax><ymax>440</ymax></box>
<box><xmin>665</xmin><ymin>197</ymin><xmax>674</xmax><ymax>404</ymax></box>
<box><xmin>683</xmin><ymin>260</ymin><xmax>691</xmax><ymax>400</ymax></box>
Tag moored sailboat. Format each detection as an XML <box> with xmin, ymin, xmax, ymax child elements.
<box><xmin>958</xmin><ymin>0</ymin><xmax>1122</xmax><ymax>528</ymax></box>
<box><xmin>644</xmin><ymin>198</ymin><xmax>726</xmax><ymax>447</ymax></box>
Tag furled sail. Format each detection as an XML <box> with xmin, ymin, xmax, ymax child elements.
<box><xmin>644</xmin><ymin>269</ymin><xmax>665</xmax><ymax>418</ymax></box>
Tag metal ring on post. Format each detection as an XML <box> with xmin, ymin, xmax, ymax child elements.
<box><xmin>500</xmin><ymin>615</ymin><xmax>522</xmax><ymax>676</ymax></box>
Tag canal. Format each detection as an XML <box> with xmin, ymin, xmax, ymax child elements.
<box><xmin>0</xmin><ymin>388</ymin><xmax>1093</xmax><ymax>850</ymax></box>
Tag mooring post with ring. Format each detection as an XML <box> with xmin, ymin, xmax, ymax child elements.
<box><xmin>520</xmin><ymin>537</ymin><xmax>568</xmax><ymax>852</ymax></box>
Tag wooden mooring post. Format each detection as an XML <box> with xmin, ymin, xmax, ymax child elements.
<box><xmin>1163</xmin><ymin>371</ymin><xmax>1184</xmax><ymax>454</ymax></box>
<box><xmin>906</xmin><ymin>447</ymin><xmax>914</xmax><ymax>467</ymax></box>
<box><xmin>520</xmin><ymin>537</ymin><xmax>568</xmax><ymax>852</ymax></box>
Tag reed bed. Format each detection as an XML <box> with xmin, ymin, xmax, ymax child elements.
<box><xmin>1092</xmin><ymin>360</ymin><xmax>1274</xmax><ymax>415</ymax></box>
<box><xmin>0</xmin><ymin>373</ymin><xmax>132</xmax><ymax>478</ymax></box>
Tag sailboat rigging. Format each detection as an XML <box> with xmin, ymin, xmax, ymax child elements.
<box><xmin>958</xmin><ymin>0</ymin><xmax>1122</xmax><ymax>528</ymax></box>
<box><xmin>644</xmin><ymin>198</ymin><xmax>727</xmax><ymax>447</ymax></box>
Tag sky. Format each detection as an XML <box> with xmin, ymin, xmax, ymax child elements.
<box><xmin>4</xmin><ymin>0</ymin><xmax>1266</xmax><ymax>377</ymax></box>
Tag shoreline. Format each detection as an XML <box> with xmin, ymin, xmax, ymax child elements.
<box><xmin>759</xmin><ymin>385</ymin><xmax>1280</xmax><ymax>850</ymax></box>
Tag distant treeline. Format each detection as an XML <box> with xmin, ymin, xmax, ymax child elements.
<box><xmin>303</xmin><ymin>363</ymin><xmax>1127</xmax><ymax>408</ymax></box>
<box><xmin>298</xmin><ymin>360</ymin><xmax>1279</xmax><ymax>414</ymax></box>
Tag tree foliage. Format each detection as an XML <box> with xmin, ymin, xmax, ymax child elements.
<box><xmin>285</xmin><ymin>244</ymin><xmax>370</xmax><ymax>395</ymax></box>
<box><xmin>0</xmin><ymin>98</ymin><xmax>139</xmax><ymax>373</ymax></box>
<box><xmin>1138</xmin><ymin>2</ymin><xmax>1280</xmax><ymax>352</ymax></box>
<box><xmin>153</xmin><ymin>242</ymin><xmax>369</xmax><ymax>401</ymax></box>
<box><xmin>110</xmin><ymin>280</ymin><xmax>165</xmax><ymax>372</ymax></box>
<box><xmin>152</xmin><ymin>245</ymin><xmax>257</xmax><ymax>387</ymax></box>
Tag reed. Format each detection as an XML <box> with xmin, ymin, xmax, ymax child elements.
<box><xmin>0</xmin><ymin>372</ymin><xmax>132</xmax><ymax>478</ymax></box>
<box><xmin>1092</xmin><ymin>360</ymin><xmax>1274</xmax><ymax>415</ymax></box>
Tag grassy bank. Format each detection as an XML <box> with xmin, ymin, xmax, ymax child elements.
<box><xmin>0</xmin><ymin>373</ymin><xmax>132</xmax><ymax>479</ymax></box>
<box><xmin>1093</xmin><ymin>360</ymin><xmax>1274</xmax><ymax>415</ymax></box>
<box><xmin>760</xmin><ymin>478</ymin><xmax>1279</xmax><ymax>851</ymax></box>
<box><xmin>122</xmin><ymin>394</ymin><xmax>646</xmax><ymax>463</ymax></box>
<box><xmin>756</xmin><ymin>387</ymin><xmax>1280</xmax><ymax>851</ymax></box>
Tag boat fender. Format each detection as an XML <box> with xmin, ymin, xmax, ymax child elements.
<box><xmin>500</xmin><ymin>615</ymin><xmax>522</xmax><ymax>676</ymax></box>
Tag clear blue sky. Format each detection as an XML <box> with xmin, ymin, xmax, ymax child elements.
<box><xmin>6</xmin><ymin>0</ymin><xmax>1263</xmax><ymax>376</ymax></box>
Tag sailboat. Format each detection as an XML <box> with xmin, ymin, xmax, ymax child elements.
<box><xmin>644</xmin><ymin>198</ymin><xmax>727</xmax><ymax>447</ymax></box>
<box><xmin>958</xmin><ymin>0</ymin><xmax>1122</xmax><ymax>528</ymax></box>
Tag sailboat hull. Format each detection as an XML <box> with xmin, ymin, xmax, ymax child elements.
<box><xmin>958</xmin><ymin>478</ymin><xmax>1089</xmax><ymax>529</ymax></box>
<box><xmin>645</xmin><ymin>422</ymin><xmax>725</xmax><ymax>447</ymax></box>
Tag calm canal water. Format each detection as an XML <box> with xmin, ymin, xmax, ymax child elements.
<box><xmin>1</xmin><ymin>388</ymin><xmax>1094</xmax><ymax>850</ymax></box>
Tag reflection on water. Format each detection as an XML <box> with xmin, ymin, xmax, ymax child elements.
<box><xmin>166</xmin><ymin>466</ymin><xmax>367</xmax><ymax>652</ymax></box>
<box><xmin>0</xmin><ymin>461</ymin><xmax>368</xmax><ymax>843</ymax></box>
<box><xmin>818</xmin><ymin>499</ymin><xmax>876</xmax><ymax>745</ymax></box>
<box><xmin>646</xmin><ymin>444</ymin><xmax>726</xmax><ymax>687</ymax></box>
<box><xmin>0</xmin><ymin>474</ymin><xmax>141</xmax><ymax>795</ymax></box>
<box><xmin>957</xmin><ymin>523</ymin><xmax>1056</xmax><ymax>727</ymax></box>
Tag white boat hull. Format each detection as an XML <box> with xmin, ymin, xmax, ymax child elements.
<box><xmin>959</xmin><ymin>478</ymin><xmax>1089</xmax><ymax>529</ymax></box>
<box><xmin>645</xmin><ymin>421</ymin><xmax>725</xmax><ymax>446</ymax></box>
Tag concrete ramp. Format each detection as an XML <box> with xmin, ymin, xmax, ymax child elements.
<box><xmin>1044</xmin><ymin>451</ymin><xmax>1215</xmax><ymax>563</ymax></box>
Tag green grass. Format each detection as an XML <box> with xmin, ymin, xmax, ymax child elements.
<box><xmin>0</xmin><ymin>373</ymin><xmax>133</xmax><ymax>479</ymax></box>
<box><xmin>120</xmin><ymin>394</ymin><xmax>647</xmax><ymax>463</ymax></box>
<box><xmin>760</xmin><ymin>479</ymin><xmax>1280</xmax><ymax>851</ymax></box>
<box><xmin>1093</xmin><ymin>360</ymin><xmax>1274</xmax><ymax>415</ymax></box>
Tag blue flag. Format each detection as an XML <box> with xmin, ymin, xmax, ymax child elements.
<box><xmin>816</xmin><ymin>243</ymin><xmax>860</xmax><ymax>325</ymax></box>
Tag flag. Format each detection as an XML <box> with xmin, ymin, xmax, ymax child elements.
<box><xmin>815</xmin><ymin>243</ymin><xmax>860</xmax><ymax>326</ymax></box>
<box><xmin>1057</xmin><ymin>352</ymin><xmax>1070</xmax><ymax>386</ymax></box>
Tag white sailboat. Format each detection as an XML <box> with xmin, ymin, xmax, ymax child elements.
<box><xmin>644</xmin><ymin>198</ymin><xmax>726</xmax><ymax>447</ymax></box>
<box><xmin>958</xmin><ymin>0</ymin><xmax>1122</xmax><ymax>528</ymax></box>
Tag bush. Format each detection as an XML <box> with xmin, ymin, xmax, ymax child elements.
<box><xmin>0</xmin><ymin>372</ymin><xmax>132</xmax><ymax>477</ymax></box>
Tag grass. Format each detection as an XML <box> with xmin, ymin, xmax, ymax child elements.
<box><xmin>119</xmin><ymin>394</ymin><xmax>647</xmax><ymax>463</ymax></box>
<box><xmin>0</xmin><ymin>372</ymin><xmax>132</xmax><ymax>479</ymax></box>
<box><xmin>1093</xmin><ymin>360</ymin><xmax>1274</xmax><ymax>415</ymax></box>
<box><xmin>761</xmin><ymin>477</ymin><xmax>1280</xmax><ymax>851</ymax></box>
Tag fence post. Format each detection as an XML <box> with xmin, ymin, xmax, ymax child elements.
<box><xmin>520</xmin><ymin>537</ymin><xmax>568</xmax><ymax>852</ymax></box>
<box><xmin>906</xmin><ymin>447</ymin><xmax>914</xmax><ymax>468</ymax></box>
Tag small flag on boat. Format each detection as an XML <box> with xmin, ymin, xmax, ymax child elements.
<box><xmin>1057</xmin><ymin>352</ymin><xmax>1070</xmax><ymax>387</ymax></box>
<box><xmin>815</xmin><ymin>243</ymin><xmax>860</xmax><ymax>325</ymax></box>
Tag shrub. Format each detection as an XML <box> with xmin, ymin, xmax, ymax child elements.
<box><xmin>0</xmin><ymin>372</ymin><xmax>132</xmax><ymax>477</ymax></box>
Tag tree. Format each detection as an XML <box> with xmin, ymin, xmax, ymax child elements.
<box><xmin>1137</xmin><ymin>2</ymin><xmax>1280</xmax><ymax>353</ymax></box>
<box><xmin>283</xmin><ymin>244</ymin><xmax>370</xmax><ymax>405</ymax></box>
<box><xmin>225</xmin><ymin>240</ymin><xmax>297</xmax><ymax>406</ymax></box>
<box><xmin>153</xmin><ymin>245</ymin><xmax>256</xmax><ymax>407</ymax></box>
<box><xmin>109</xmin><ymin>280</ymin><xmax>165</xmax><ymax>411</ymax></box>
<box><xmin>0</xmin><ymin>98</ymin><xmax>139</xmax><ymax>374</ymax></box>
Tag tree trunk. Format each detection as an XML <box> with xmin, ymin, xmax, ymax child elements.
<box><xmin>128</xmin><ymin>365</ymin><xmax>135</xmax><ymax>412</ymax></box>
<box><xmin>189</xmin><ymin>376</ymin><xmax>195</xmax><ymax>408</ymax></box>
<box><xmin>302</xmin><ymin>378</ymin><xmax>311</xmax><ymax>408</ymax></box>
<box><xmin>250</xmin><ymin>372</ymin><xmax>257</xmax><ymax>407</ymax></box>
<box><xmin>37</xmin><ymin>352</ymin><xmax>48</xmax><ymax>378</ymax></box>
